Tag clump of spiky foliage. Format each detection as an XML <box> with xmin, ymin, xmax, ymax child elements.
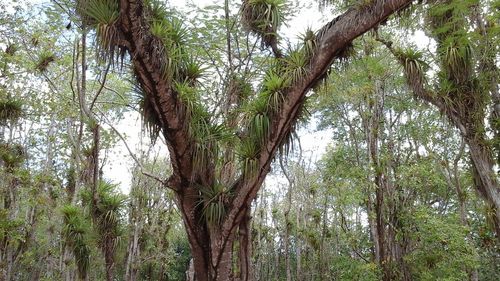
<box><xmin>81</xmin><ymin>181</ymin><xmax>125</xmax><ymax>273</ymax></box>
<box><xmin>149</xmin><ymin>16</ymin><xmax>190</xmax><ymax>81</ymax></box>
<box><xmin>0</xmin><ymin>143</ymin><xmax>25</xmax><ymax>171</ymax></box>
<box><xmin>198</xmin><ymin>181</ymin><xmax>233</xmax><ymax>225</ymax></box>
<box><xmin>300</xmin><ymin>28</ymin><xmax>316</xmax><ymax>58</ymax></box>
<box><xmin>261</xmin><ymin>70</ymin><xmax>289</xmax><ymax>113</ymax></box>
<box><xmin>240</xmin><ymin>0</ymin><xmax>286</xmax><ymax>48</ymax></box>
<box><xmin>61</xmin><ymin>204</ymin><xmax>91</xmax><ymax>280</ymax></box>
<box><xmin>4</xmin><ymin>44</ymin><xmax>17</xmax><ymax>56</ymax></box>
<box><xmin>394</xmin><ymin>48</ymin><xmax>429</xmax><ymax>97</ymax></box>
<box><xmin>441</xmin><ymin>40</ymin><xmax>472</xmax><ymax>85</ymax></box>
<box><xmin>282</xmin><ymin>47</ymin><xmax>309</xmax><ymax>84</ymax></box>
<box><xmin>35</xmin><ymin>51</ymin><xmax>55</xmax><ymax>72</ymax></box>
<box><xmin>227</xmin><ymin>76</ymin><xmax>253</xmax><ymax>107</ymax></box>
<box><xmin>0</xmin><ymin>98</ymin><xmax>23</xmax><ymax>124</ymax></box>
<box><xmin>144</xmin><ymin>0</ymin><xmax>169</xmax><ymax>22</ymax></box>
<box><xmin>77</xmin><ymin>0</ymin><xmax>121</xmax><ymax>61</ymax></box>
<box><xmin>178</xmin><ymin>57</ymin><xmax>205</xmax><ymax>86</ymax></box>
<box><xmin>133</xmin><ymin>83</ymin><xmax>162</xmax><ymax>143</ymax></box>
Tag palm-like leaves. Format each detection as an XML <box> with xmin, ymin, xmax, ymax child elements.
<box><xmin>0</xmin><ymin>98</ymin><xmax>23</xmax><ymax>124</ymax></box>
<box><xmin>0</xmin><ymin>143</ymin><xmax>25</xmax><ymax>170</ymax></box>
<box><xmin>442</xmin><ymin>42</ymin><xmax>472</xmax><ymax>84</ymax></box>
<box><xmin>283</xmin><ymin>48</ymin><xmax>309</xmax><ymax>84</ymax></box>
<box><xmin>81</xmin><ymin>181</ymin><xmax>125</xmax><ymax>252</ymax></box>
<box><xmin>61</xmin><ymin>204</ymin><xmax>91</xmax><ymax>280</ymax></box>
<box><xmin>198</xmin><ymin>182</ymin><xmax>233</xmax><ymax>225</ymax></box>
<box><xmin>300</xmin><ymin>28</ymin><xmax>317</xmax><ymax>58</ymax></box>
<box><xmin>79</xmin><ymin>0</ymin><xmax>119</xmax><ymax>25</ymax></box>
<box><xmin>395</xmin><ymin>48</ymin><xmax>429</xmax><ymax>96</ymax></box>
<box><xmin>241</xmin><ymin>0</ymin><xmax>286</xmax><ymax>46</ymax></box>
<box><xmin>77</xmin><ymin>0</ymin><xmax>120</xmax><ymax>60</ymax></box>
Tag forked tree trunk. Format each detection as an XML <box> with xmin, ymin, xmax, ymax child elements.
<box><xmin>83</xmin><ymin>1</ymin><xmax>415</xmax><ymax>279</ymax></box>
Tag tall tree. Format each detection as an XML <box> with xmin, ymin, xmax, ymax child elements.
<box><xmin>74</xmin><ymin>0</ymin><xmax>414</xmax><ymax>279</ymax></box>
<box><xmin>376</xmin><ymin>0</ymin><xmax>500</xmax><ymax>239</ymax></box>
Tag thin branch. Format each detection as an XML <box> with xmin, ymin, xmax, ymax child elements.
<box><xmin>95</xmin><ymin>108</ymin><xmax>168</xmax><ymax>187</ymax></box>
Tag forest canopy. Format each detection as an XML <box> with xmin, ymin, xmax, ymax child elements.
<box><xmin>0</xmin><ymin>0</ymin><xmax>498</xmax><ymax>280</ymax></box>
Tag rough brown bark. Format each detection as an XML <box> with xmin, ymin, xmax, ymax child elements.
<box><xmin>108</xmin><ymin>0</ymin><xmax>415</xmax><ymax>279</ymax></box>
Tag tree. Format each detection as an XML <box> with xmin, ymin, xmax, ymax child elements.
<box><xmin>376</xmin><ymin>0</ymin><xmax>500</xmax><ymax>239</ymax></box>
<box><xmin>74</xmin><ymin>0</ymin><xmax>414</xmax><ymax>279</ymax></box>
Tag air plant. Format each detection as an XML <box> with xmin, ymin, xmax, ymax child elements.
<box><xmin>61</xmin><ymin>204</ymin><xmax>91</xmax><ymax>280</ymax></box>
<box><xmin>35</xmin><ymin>51</ymin><xmax>55</xmax><ymax>72</ymax></box>
<box><xmin>240</xmin><ymin>0</ymin><xmax>286</xmax><ymax>47</ymax></box>
<box><xmin>0</xmin><ymin>98</ymin><xmax>23</xmax><ymax>124</ymax></box>
<box><xmin>198</xmin><ymin>181</ymin><xmax>233</xmax><ymax>225</ymax></box>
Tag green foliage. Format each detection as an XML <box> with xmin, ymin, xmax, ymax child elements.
<box><xmin>0</xmin><ymin>142</ymin><xmax>26</xmax><ymax>170</ymax></box>
<box><xmin>394</xmin><ymin>47</ymin><xmax>428</xmax><ymax>92</ymax></box>
<box><xmin>405</xmin><ymin>207</ymin><xmax>478</xmax><ymax>280</ymax></box>
<box><xmin>330</xmin><ymin>256</ymin><xmax>379</xmax><ymax>281</ymax></box>
<box><xmin>199</xmin><ymin>181</ymin><xmax>232</xmax><ymax>225</ymax></box>
<box><xmin>144</xmin><ymin>0</ymin><xmax>169</xmax><ymax>22</ymax></box>
<box><xmin>299</xmin><ymin>28</ymin><xmax>316</xmax><ymax>58</ymax></box>
<box><xmin>35</xmin><ymin>50</ymin><xmax>55</xmax><ymax>72</ymax></box>
<box><xmin>282</xmin><ymin>47</ymin><xmax>309</xmax><ymax>84</ymax></box>
<box><xmin>241</xmin><ymin>0</ymin><xmax>286</xmax><ymax>46</ymax></box>
<box><xmin>238</xmin><ymin>138</ymin><xmax>260</xmax><ymax>178</ymax></box>
<box><xmin>61</xmin><ymin>204</ymin><xmax>91</xmax><ymax>280</ymax></box>
<box><xmin>78</xmin><ymin>0</ymin><xmax>119</xmax><ymax>25</ymax></box>
<box><xmin>0</xmin><ymin>97</ymin><xmax>23</xmax><ymax>124</ymax></box>
<box><xmin>81</xmin><ymin>181</ymin><xmax>126</xmax><ymax>252</ymax></box>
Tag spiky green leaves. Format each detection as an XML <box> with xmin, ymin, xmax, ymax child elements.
<box><xmin>198</xmin><ymin>182</ymin><xmax>232</xmax><ymax>225</ymax></box>
<box><xmin>179</xmin><ymin>57</ymin><xmax>205</xmax><ymax>86</ymax></box>
<box><xmin>150</xmin><ymin>17</ymin><xmax>188</xmax><ymax>49</ymax></box>
<box><xmin>77</xmin><ymin>0</ymin><xmax>120</xmax><ymax>60</ymax></box>
<box><xmin>150</xmin><ymin>17</ymin><xmax>193</xmax><ymax>82</ymax></box>
<box><xmin>0</xmin><ymin>98</ymin><xmax>23</xmax><ymax>125</ymax></box>
<box><xmin>79</xmin><ymin>0</ymin><xmax>119</xmax><ymax>25</ymax></box>
<box><xmin>282</xmin><ymin>48</ymin><xmax>309</xmax><ymax>84</ymax></box>
<box><xmin>442</xmin><ymin>42</ymin><xmax>472</xmax><ymax>85</ymax></box>
<box><xmin>0</xmin><ymin>143</ymin><xmax>25</xmax><ymax>171</ymax></box>
<box><xmin>174</xmin><ymin>81</ymin><xmax>234</xmax><ymax>173</ymax></box>
<box><xmin>394</xmin><ymin>48</ymin><xmax>429</xmax><ymax>97</ymax></box>
<box><xmin>35</xmin><ymin>51</ymin><xmax>55</xmax><ymax>72</ymax></box>
<box><xmin>81</xmin><ymin>181</ymin><xmax>125</xmax><ymax>251</ymax></box>
<box><xmin>61</xmin><ymin>204</ymin><xmax>91</xmax><ymax>280</ymax></box>
<box><xmin>144</xmin><ymin>0</ymin><xmax>169</xmax><ymax>22</ymax></box>
<box><xmin>300</xmin><ymin>28</ymin><xmax>317</xmax><ymax>58</ymax></box>
<box><xmin>241</xmin><ymin>0</ymin><xmax>286</xmax><ymax>47</ymax></box>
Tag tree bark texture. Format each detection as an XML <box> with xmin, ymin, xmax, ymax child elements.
<box><xmin>108</xmin><ymin>0</ymin><xmax>415</xmax><ymax>279</ymax></box>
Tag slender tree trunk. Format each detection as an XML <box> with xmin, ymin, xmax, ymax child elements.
<box><xmin>467</xmin><ymin>138</ymin><xmax>500</xmax><ymax>239</ymax></box>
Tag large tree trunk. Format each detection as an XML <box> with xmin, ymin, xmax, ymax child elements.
<box><xmin>75</xmin><ymin>1</ymin><xmax>416</xmax><ymax>279</ymax></box>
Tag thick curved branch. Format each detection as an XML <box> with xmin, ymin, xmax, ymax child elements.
<box><xmin>117</xmin><ymin>0</ymin><xmax>195</xmax><ymax>190</ymax></box>
<box><xmin>374</xmin><ymin>32</ymin><xmax>467</xmax><ymax>135</ymax></box>
<box><xmin>221</xmin><ymin>0</ymin><xmax>415</xmax><ymax>252</ymax></box>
